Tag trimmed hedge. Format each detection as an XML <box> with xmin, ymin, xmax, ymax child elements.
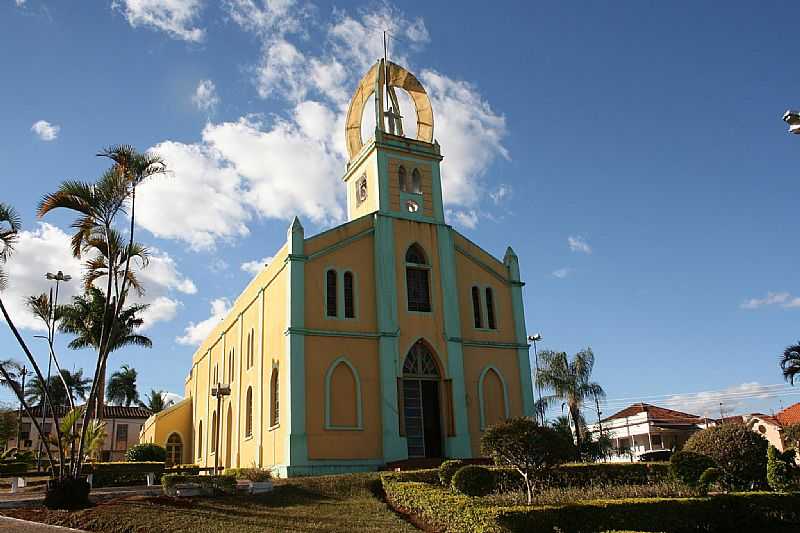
<box><xmin>381</xmin><ymin>475</ymin><xmax>800</xmax><ymax>533</ymax></box>
<box><xmin>494</xmin><ymin>462</ymin><xmax>670</xmax><ymax>492</ymax></box>
<box><xmin>161</xmin><ymin>474</ymin><xmax>236</xmax><ymax>495</ymax></box>
<box><xmin>222</xmin><ymin>467</ymin><xmax>272</xmax><ymax>482</ymax></box>
<box><xmin>0</xmin><ymin>462</ymin><xmax>30</xmax><ymax>475</ymax></box>
<box><xmin>671</xmin><ymin>451</ymin><xmax>716</xmax><ymax>486</ymax></box>
<box><xmin>451</xmin><ymin>465</ymin><xmax>495</xmax><ymax>497</ymax></box>
<box><xmin>381</xmin><ymin>468</ymin><xmax>439</xmax><ymax>485</ymax></box>
<box><xmin>439</xmin><ymin>459</ymin><xmax>466</xmax><ymax>487</ymax></box>
<box><xmin>126</xmin><ymin>443</ymin><xmax>167</xmax><ymax>463</ymax></box>
<box><xmin>88</xmin><ymin>461</ymin><xmax>165</xmax><ymax>487</ymax></box>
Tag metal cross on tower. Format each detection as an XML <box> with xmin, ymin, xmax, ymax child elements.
<box><xmin>382</xmin><ymin>31</ymin><xmax>404</xmax><ymax>136</ymax></box>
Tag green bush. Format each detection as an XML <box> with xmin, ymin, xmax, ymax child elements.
<box><xmin>670</xmin><ymin>451</ymin><xmax>716</xmax><ymax>486</ymax></box>
<box><xmin>0</xmin><ymin>461</ymin><xmax>30</xmax><ymax>475</ymax></box>
<box><xmin>451</xmin><ymin>465</ymin><xmax>495</xmax><ymax>497</ymax></box>
<box><xmin>767</xmin><ymin>445</ymin><xmax>795</xmax><ymax>492</ymax></box>
<box><xmin>88</xmin><ymin>461</ymin><xmax>165</xmax><ymax>487</ymax></box>
<box><xmin>126</xmin><ymin>443</ymin><xmax>167</xmax><ymax>463</ymax></box>
<box><xmin>684</xmin><ymin>423</ymin><xmax>768</xmax><ymax>489</ymax></box>
<box><xmin>165</xmin><ymin>464</ymin><xmax>200</xmax><ymax>475</ymax></box>
<box><xmin>438</xmin><ymin>460</ymin><xmax>466</xmax><ymax>487</ymax></box>
<box><xmin>161</xmin><ymin>474</ymin><xmax>236</xmax><ymax>494</ymax></box>
<box><xmin>222</xmin><ymin>467</ymin><xmax>272</xmax><ymax>482</ymax></box>
<box><xmin>381</xmin><ymin>475</ymin><xmax>800</xmax><ymax>533</ymax></box>
<box><xmin>380</xmin><ymin>468</ymin><xmax>439</xmax><ymax>485</ymax></box>
<box><xmin>494</xmin><ymin>462</ymin><xmax>670</xmax><ymax>492</ymax></box>
<box><xmin>698</xmin><ymin>467</ymin><xmax>721</xmax><ymax>494</ymax></box>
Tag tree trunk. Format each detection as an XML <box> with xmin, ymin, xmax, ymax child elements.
<box><xmin>569</xmin><ymin>404</ymin><xmax>582</xmax><ymax>449</ymax></box>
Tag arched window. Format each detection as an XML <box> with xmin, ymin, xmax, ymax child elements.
<box><xmin>197</xmin><ymin>422</ymin><xmax>203</xmax><ymax>457</ymax></box>
<box><xmin>249</xmin><ymin>328</ymin><xmax>255</xmax><ymax>368</ymax></box>
<box><xmin>212</xmin><ymin>364</ymin><xmax>218</xmax><ymax>385</ymax></box>
<box><xmin>405</xmin><ymin>244</ymin><xmax>431</xmax><ymax>312</ymax></box>
<box><xmin>228</xmin><ymin>349</ymin><xmax>235</xmax><ymax>383</ymax></box>
<box><xmin>485</xmin><ymin>288</ymin><xmax>496</xmax><ymax>330</ymax></box>
<box><xmin>211</xmin><ymin>411</ymin><xmax>218</xmax><ymax>453</ymax></box>
<box><xmin>326</xmin><ymin>269</ymin><xmax>337</xmax><ymax>317</ymax></box>
<box><xmin>270</xmin><ymin>368</ymin><xmax>280</xmax><ymax>427</ymax></box>
<box><xmin>399</xmin><ymin>165</ymin><xmax>408</xmax><ymax>192</ymax></box>
<box><xmin>166</xmin><ymin>433</ymin><xmax>182</xmax><ymax>466</ymax></box>
<box><xmin>471</xmin><ymin>286</ymin><xmax>482</xmax><ymax>328</ymax></box>
<box><xmin>411</xmin><ymin>168</ymin><xmax>422</xmax><ymax>194</ymax></box>
<box><xmin>479</xmin><ymin>366</ymin><xmax>509</xmax><ymax>430</ymax></box>
<box><xmin>344</xmin><ymin>271</ymin><xmax>355</xmax><ymax>318</ymax></box>
<box><xmin>325</xmin><ymin>358</ymin><xmax>362</xmax><ymax>429</ymax></box>
<box><xmin>402</xmin><ymin>341</ymin><xmax>441</xmax><ymax>377</ymax></box>
<box><xmin>245</xmin><ymin>387</ymin><xmax>253</xmax><ymax>437</ymax></box>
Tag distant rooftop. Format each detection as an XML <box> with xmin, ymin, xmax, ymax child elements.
<box><xmin>23</xmin><ymin>404</ymin><xmax>152</xmax><ymax>419</ymax></box>
<box><xmin>603</xmin><ymin>402</ymin><xmax>704</xmax><ymax>423</ymax></box>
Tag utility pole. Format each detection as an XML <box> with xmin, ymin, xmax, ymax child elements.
<box><xmin>594</xmin><ymin>394</ymin><xmax>603</xmax><ymax>433</ymax></box>
<box><xmin>211</xmin><ymin>382</ymin><xmax>230</xmax><ymax>474</ymax></box>
<box><xmin>527</xmin><ymin>333</ymin><xmax>543</xmax><ymax>425</ymax></box>
<box><xmin>719</xmin><ymin>402</ymin><xmax>724</xmax><ymax>422</ymax></box>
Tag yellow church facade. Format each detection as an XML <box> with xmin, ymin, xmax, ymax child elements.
<box><xmin>140</xmin><ymin>60</ymin><xmax>535</xmax><ymax>476</ymax></box>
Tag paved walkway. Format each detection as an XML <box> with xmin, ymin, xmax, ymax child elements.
<box><xmin>0</xmin><ymin>486</ymin><xmax>161</xmax><ymax>509</ymax></box>
<box><xmin>0</xmin><ymin>516</ymin><xmax>85</xmax><ymax>532</ymax></box>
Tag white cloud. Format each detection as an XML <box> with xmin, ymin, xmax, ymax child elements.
<box><xmin>740</xmin><ymin>291</ymin><xmax>800</xmax><ymax>310</ymax></box>
<box><xmin>449</xmin><ymin>209</ymin><xmax>478</xmax><ymax>230</ymax></box>
<box><xmin>241</xmin><ymin>255</ymin><xmax>273</xmax><ymax>276</ymax></box>
<box><xmin>552</xmin><ymin>267</ymin><xmax>572</xmax><ymax>279</ymax></box>
<box><xmin>568</xmin><ymin>235</ymin><xmax>592</xmax><ymax>254</ymax></box>
<box><xmin>136</xmin><ymin>140</ymin><xmax>251</xmax><ymax>251</ymax></box>
<box><xmin>192</xmin><ymin>79</ymin><xmax>219</xmax><ymax>112</ymax></box>
<box><xmin>15</xmin><ymin>0</ymin><xmax>26</xmax><ymax>7</ymax></box>
<box><xmin>31</xmin><ymin>120</ymin><xmax>59</xmax><ymax>141</ymax></box>
<box><xmin>659</xmin><ymin>382</ymin><xmax>780</xmax><ymax>418</ymax></box>
<box><xmin>176</xmin><ymin>298</ymin><xmax>230</xmax><ymax>346</ymax></box>
<box><xmin>113</xmin><ymin>0</ymin><xmax>205</xmax><ymax>42</ymax></box>
<box><xmin>224</xmin><ymin>0</ymin><xmax>309</xmax><ymax>37</ymax></box>
<box><xmin>0</xmin><ymin>223</ymin><xmax>194</xmax><ymax>331</ymax></box>
<box><xmin>490</xmin><ymin>184</ymin><xmax>511</xmax><ymax>205</ymax></box>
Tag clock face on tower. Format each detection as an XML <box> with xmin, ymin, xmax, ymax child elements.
<box><xmin>356</xmin><ymin>175</ymin><xmax>368</xmax><ymax>205</ymax></box>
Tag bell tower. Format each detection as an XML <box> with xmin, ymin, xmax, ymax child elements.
<box><xmin>342</xmin><ymin>59</ymin><xmax>444</xmax><ymax>224</ymax></box>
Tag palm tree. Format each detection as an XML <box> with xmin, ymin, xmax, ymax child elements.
<box><xmin>0</xmin><ymin>203</ymin><xmax>21</xmax><ymax>290</ymax></box>
<box><xmin>107</xmin><ymin>364</ymin><xmax>139</xmax><ymax>406</ymax></box>
<box><xmin>536</xmin><ymin>347</ymin><xmax>605</xmax><ymax>448</ymax></box>
<box><xmin>0</xmin><ymin>359</ymin><xmax>22</xmax><ymax>393</ymax></box>
<box><xmin>140</xmin><ymin>389</ymin><xmax>172</xmax><ymax>413</ymax></box>
<box><xmin>25</xmin><ymin>369</ymin><xmax>91</xmax><ymax>406</ymax></box>
<box><xmin>781</xmin><ymin>342</ymin><xmax>800</xmax><ymax>384</ymax></box>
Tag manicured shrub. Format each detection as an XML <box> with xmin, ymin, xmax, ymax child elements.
<box><xmin>767</xmin><ymin>445</ymin><xmax>795</xmax><ymax>492</ymax></box>
<box><xmin>670</xmin><ymin>450</ymin><xmax>716</xmax><ymax>486</ymax></box>
<box><xmin>223</xmin><ymin>467</ymin><xmax>272</xmax><ymax>482</ymax></box>
<box><xmin>381</xmin><ymin>468</ymin><xmax>439</xmax><ymax>485</ymax></box>
<box><xmin>0</xmin><ymin>461</ymin><xmax>30</xmax><ymax>475</ymax></box>
<box><xmin>126</xmin><ymin>443</ymin><xmax>167</xmax><ymax>463</ymax></box>
<box><xmin>165</xmin><ymin>464</ymin><xmax>200</xmax><ymax>475</ymax></box>
<box><xmin>698</xmin><ymin>467</ymin><xmax>721</xmax><ymax>494</ymax></box>
<box><xmin>161</xmin><ymin>474</ymin><xmax>236</xmax><ymax>495</ymax></box>
<box><xmin>481</xmin><ymin>417</ymin><xmax>572</xmax><ymax>503</ymax></box>
<box><xmin>438</xmin><ymin>459</ymin><xmax>466</xmax><ymax>487</ymax></box>
<box><xmin>451</xmin><ymin>465</ymin><xmax>495</xmax><ymax>497</ymax></box>
<box><xmin>684</xmin><ymin>423</ymin><xmax>768</xmax><ymax>489</ymax></box>
<box><xmin>88</xmin><ymin>461</ymin><xmax>165</xmax><ymax>487</ymax></box>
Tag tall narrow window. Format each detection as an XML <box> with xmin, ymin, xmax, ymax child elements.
<box><xmin>211</xmin><ymin>412</ymin><xmax>218</xmax><ymax>453</ymax></box>
<box><xmin>411</xmin><ymin>168</ymin><xmax>422</xmax><ymax>193</ymax></box>
<box><xmin>471</xmin><ymin>286</ymin><xmax>483</xmax><ymax>328</ymax></box>
<box><xmin>228</xmin><ymin>349</ymin><xmax>235</xmax><ymax>383</ymax></box>
<box><xmin>270</xmin><ymin>368</ymin><xmax>280</xmax><ymax>427</ymax></box>
<box><xmin>326</xmin><ymin>269</ymin><xmax>337</xmax><ymax>317</ymax></box>
<box><xmin>405</xmin><ymin>244</ymin><xmax>431</xmax><ymax>312</ymax></box>
<box><xmin>399</xmin><ymin>165</ymin><xmax>408</xmax><ymax>192</ymax></box>
<box><xmin>213</xmin><ymin>364</ymin><xmax>218</xmax><ymax>385</ymax></box>
<box><xmin>485</xmin><ymin>287</ymin><xmax>496</xmax><ymax>330</ymax></box>
<box><xmin>197</xmin><ymin>422</ymin><xmax>203</xmax><ymax>457</ymax></box>
<box><xmin>344</xmin><ymin>272</ymin><xmax>355</xmax><ymax>318</ymax></box>
<box><xmin>245</xmin><ymin>387</ymin><xmax>253</xmax><ymax>437</ymax></box>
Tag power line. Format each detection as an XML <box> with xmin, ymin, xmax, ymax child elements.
<box><xmin>601</xmin><ymin>383</ymin><xmax>793</xmax><ymax>404</ymax></box>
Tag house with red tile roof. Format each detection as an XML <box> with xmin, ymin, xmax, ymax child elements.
<box><xmin>586</xmin><ymin>402</ymin><xmax>713</xmax><ymax>462</ymax></box>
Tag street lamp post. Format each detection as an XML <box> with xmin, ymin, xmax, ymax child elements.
<box><xmin>211</xmin><ymin>382</ymin><xmax>231</xmax><ymax>474</ymax></box>
<box><xmin>527</xmin><ymin>333</ymin><xmax>543</xmax><ymax>425</ymax></box>
<box><xmin>36</xmin><ymin>271</ymin><xmax>71</xmax><ymax>471</ymax></box>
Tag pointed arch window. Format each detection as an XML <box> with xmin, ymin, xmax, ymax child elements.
<box><xmin>211</xmin><ymin>411</ymin><xmax>218</xmax><ymax>453</ymax></box>
<box><xmin>405</xmin><ymin>244</ymin><xmax>431</xmax><ymax>312</ymax></box>
<box><xmin>326</xmin><ymin>269</ymin><xmax>337</xmax><ymax>317</ymax></box>
<box><xmin>325</xmin><ymin>357</ymin><xmax>362</xmax><ymax>429</ymax></box>
<box><xmin>485</xmin><ymin>288</ymin><xmax>496</xmax><ymax>330</ymax></box>
<box><xmin>245</xmin><ymin>387</ymin><xmax>253</xmax><ymax>437</ymax></box>
<box><xmin>270</xmin><ymin>367</ymin><xmax>280</xmax><ymax>427</ymax></box>
<box><xmin>197</xmin><ymin>421</ymin><xmax>203</xmax><ymax>458</ymax></box>
<box><xmin>399</xmin><ymin>165</ymin><xmax>408</xmax><ymax>192</ymax></box>
<box><xmin>228</xmin><ymin>348</ymin><xmax>235</xmax><ymax>383</ymax></box>
<box><xmin>411</xmin><ymin>168</ymin><xmax>422</xmax><ymax>194</ymax></box>
<box><xmin>344</xmin><ymin>271</ymin><xmax>355</xmax><ymax>318</ymax></box>
<box><xmin>479</xmin><ymin>366</ymin><xmax>509</xmax><ymax>430</ymax></box>
<box><xmin>471</xmin><ymin>286</ymin><xmax>483</xmax><ymax>328</ymax></box>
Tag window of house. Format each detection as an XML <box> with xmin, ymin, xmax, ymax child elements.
<box><xmin>245</xmin><ymin>387</ymin><xmax>253</xmax><ymax>437</ymax></box>
<box><xmin>411</xmin><ymin>168</ymin><xmax>422</xmax><ymax>194</ymax></box>
<box><xmin>471</xmin><ymin>286</ymin><xmax>482</xmax><ymax>328</ymax></box>
<box><xmin>116</xmin><ymin>424</ymin><xmax>128</xmax><ymax>448</ymax></box>
<box><xmin>43</xmin><ymin>423</ymin><xmax>52</xmax><ymax>436</ymax></box>
<box><xmin>197</xmin><ymin>422</ymin><xmax>203</xmax><ymax>457</ymax></box>
<box><xmin>405</xmin><ymin>244</ymin><xmax>431</xmax><ymax>312</ymax></box>
<box><xmin>20</xmin><ymin>423</ymin><xmax>30</xmax><ymax>440</ymax></box>
<box><xmin>485</xmin><ymin>287</ymin><xmax>496</xmax><ymax>330</ymax></box>
<box><xmin>270</xmin><ymin>368</ymin><xmax>280</xmax><ymax>427</ymax></box>
<box><xmin>326</xmin><ymin>269</ymin><xmax>337</xmax><ymax>317</ymax></box>
<box><xmin>399</xmin><ymin>165</ymin><xmax>408</xmax><ymax>192</ymax></box>
<box><xmin>344</xmin><ymin>271</ymin><xmax>355</xmax><ymax>318</ymax></box>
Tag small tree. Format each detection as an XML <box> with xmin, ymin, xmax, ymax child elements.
<box><xmin>767</xmin><ymin>445</ymin><xmax>795</xmax><ymax>492</ymax></box>
<box><xmin>481</xmin><ymin>417</ymin><xmax>571</xmax><ymax>504</ymax></box>
<box><xmin>684</xmin><ymin>423</ymin><xmax>768</xmax><ymax>489</ymax></box>
<box><xmin>0</xmin><ymin>404</ymin><xmax>17</xmax><ymax>448</ymax></box>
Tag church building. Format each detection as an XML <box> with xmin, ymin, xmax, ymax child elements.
<box><xmin>140</xmin><ymin>60</ymin><xmax>535</xmax><ymax>476</ymax></box>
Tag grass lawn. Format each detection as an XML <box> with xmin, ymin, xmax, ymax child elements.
<box><xmin>0</xmin><ymin>473</ymin><xmax>420</xmax><ymax>533</ymax></box>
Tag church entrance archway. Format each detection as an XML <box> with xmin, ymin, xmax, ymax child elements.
<box><xmin>402</xmin><ymin>340</ymin><xmax>443</xmax><ymax>458</ymax></box>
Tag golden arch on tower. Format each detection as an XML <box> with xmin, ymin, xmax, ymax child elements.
<box><xmin>344</xmin><ymin>59</ymin><xmax>435</xmax><ymax>160</ymax></box>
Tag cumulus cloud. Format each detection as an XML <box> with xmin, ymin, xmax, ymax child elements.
<box><xmin>31</xmin><ymin>120</ymin><xmax>59</xmax><ymax>141</ymax></box>
<box><xmin>241</xmin><ymin>255</ymin><xmax>273</xmax><ymax>276</ymax></box>
<box><xmin>0</xmin><ymin>223</ymin><xmax>195</xmax><ymax>331</ymax></box>
<box><xmin>552</xmin><ymin>267</ymin><xmax>572</xmax><ymax>279</ymax></box>
<box><xmin>659</xmin><ymin>382</ymin><xmax>784</xmax><ymax>418</ymax></box>
<box><xmin>192</xmin><ymin>79</ymin><xmax>219</xmax><ymax>112</ymax></box>
<box><xmin>113</xmin><ymin>0</ymin><xmax>205</xmax><ymax>42</ymax></box>
<box><xmin>15</xmin><ymin>0</ymin><xmax>26</xmax><ymax>7</ymax></box>
<box><xmin>448</xmin><ymin>210</ymin><xmax>478</xmax><ymax>230</ymax></box>
<box><xmin>568</xmin><ymin>235</ymin><xmax>592</xmax><ymax>254</ymax></box>
<box><xmin>176</xmin><ymin>297</ymin><xmax>230</xmax><ymax>346</ymax></box>
<box><xmin>740</xmin><ymin>291</ymin><xmax>800</xmax><ymax>310</ymax></box>
<box><xmin>490</xmin><ymin>184</ymin><xmax>511</xmax><ymax>205</ymax></box>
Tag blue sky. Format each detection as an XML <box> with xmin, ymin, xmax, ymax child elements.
<box><xmin>2</xmin><ymin>0</ymin><xmax>800</xmax><ymax>420</ymax></box>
